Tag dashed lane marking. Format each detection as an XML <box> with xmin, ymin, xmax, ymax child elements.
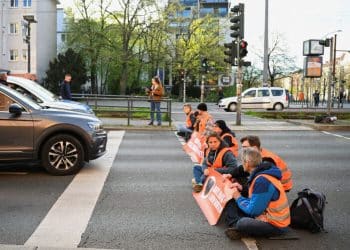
<box><xmin>24</xmin><ymin>131</ymin><xmax>125</xmax><ymax>248</ymax></box>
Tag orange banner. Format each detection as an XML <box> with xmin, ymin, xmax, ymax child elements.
<box><xmin>183</xmin><ymin>131</ymin><xmax>207</xmax><ymax>163</ymax></box>
<box><xmin>193</xmin><ymin>168</ymin><xmax>231</xmax><ymax>225</ymax></box>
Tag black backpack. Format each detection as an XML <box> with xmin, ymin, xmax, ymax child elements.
<box><xmin>290</xmin><ymin>188</ymin><xmax>327</xmax><ymax>233</ymax></box>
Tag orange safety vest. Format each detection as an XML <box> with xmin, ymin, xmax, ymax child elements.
<box><xmin>249</xmin><ymin>174</ymin><xmax>291</xmax><ymax>228</ymax></box>
<box><xmin>185</xmin><ymin>111</ymin><xmax>194</xmax><ymax>128</ymax></box>
<box><xmin>221</xmin><ymin>133</ymin><xmax>239</xmax><ymax>157</ymax></box>
<box><xmin>205</xmin><ymin>147</ymin><xmax>231</xmax><ymax>169</ymax></box>
<box><xmin>198</xmin><ymin>112</ymin><xmax>213</xmax><ymax>134</ymax></box>
<box><xmin>260</xmin><ymin>148</ymin><xmax>293</xmax><ymax>191</ymax></box>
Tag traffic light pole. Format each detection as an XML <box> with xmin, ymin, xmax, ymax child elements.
<box><xmin>236</xmin><ymin>39</ymin><xmax>242</xmax><ymax>125</ymax></box>
<box><xmin>327</xmin><ymin>36</ymin><xmax>334</xmax><ymax>115</ymax></box>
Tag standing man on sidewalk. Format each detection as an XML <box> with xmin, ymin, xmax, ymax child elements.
<box><xmin>60</xmin><ymin>73</ymin><xmax>72</xmax><ymax>100</ymax></box>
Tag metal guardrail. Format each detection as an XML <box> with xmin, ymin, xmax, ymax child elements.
<box><xmin>71</xmin><ymin>94</ymin><xmax>172</xmax><ymax>126</ymax></box>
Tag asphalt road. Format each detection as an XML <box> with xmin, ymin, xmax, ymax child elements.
<box><xmin>1</xmin><ymin>107</ymin><xmax>350</xmax><ymax>249</ymax></box>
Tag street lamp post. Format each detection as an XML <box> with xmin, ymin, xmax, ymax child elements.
<box><xmin>23</xmin><ymin>15</ymin><xmax>37</xmax><ymax>74</ymax></box>
<box><xmin>262</xmin><ymin>0</ymin><xmax>269</xmax><ymax>86</ymax></box>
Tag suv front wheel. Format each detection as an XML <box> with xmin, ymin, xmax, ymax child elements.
<box><xmin>41</xmin><ymin>134</ymin><xmax>85</xmax><ymax>175</ymax></box>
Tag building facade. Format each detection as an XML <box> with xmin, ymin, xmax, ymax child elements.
<box><xmin>0</xmin><ymin>0</ymin><xmax>58</xmax><ymax>81</ymax></box>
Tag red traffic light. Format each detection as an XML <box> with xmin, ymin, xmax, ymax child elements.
<box><xmin>240</xmin><ymin>40</ymin><xmax>248</xmax><ymax>48</ymax></box>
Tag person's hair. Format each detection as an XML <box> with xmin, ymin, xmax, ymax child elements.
<box><xmin>215</xmin><ymin>120</ymin><xmax>234</xmax><ymax>136</ymax></box>
<box><xmin>0</xmin><ymin>73</ymin><xmax>7</xmax><ymax>81</ymax></box>
<box><xmin>197</xmin><ymin>102</ymin><xmax>207</xmax><ymax>111</ymax></box>
<box><xmin>183</xmin><ymin>103</ymin><xmax>192</xmax><ymax>110</ymax></box>
<box><xmin>240</xmin><ymin>135</ymin><xmax>261</xmax><ymax>149</ymax></box>
<box><xmin>152</xmin><ymin>76</ymin><xmax>162</xmax><ymax>85</ymax></box>
<box><xmin>65</xmin><ymin>73</ymin><xmax>71</xmax><ymax>77</ymax></box>
<box><xmin>206</xmin><ymin>132</ymin><xmax>226</xmax><ymax>151</ymax></box>
<box><xmin>242</xmin><ymin>147</ymin><xmax>262</xmax><ymax>168</ymax></box>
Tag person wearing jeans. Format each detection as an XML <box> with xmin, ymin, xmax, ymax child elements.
<box><xmin>146</xmin><ymin>76</ymin><xmax>164</xmax><ymax>126</ymax></box>
<box><xmin>223</xmin><ymin>148</ymin><xmax>290</xmax><ymax>239</ymax></box>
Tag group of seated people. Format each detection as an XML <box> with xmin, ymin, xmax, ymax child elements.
<box><xmin>177</xmin><ymin>103</ymin><xmax>293</xmax><ymax>240</ymax></box>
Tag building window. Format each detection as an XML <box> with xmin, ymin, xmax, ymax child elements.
<box><xmin>61</xmin><ymin>33</ymin><xmax>66</xmax><ymax>42</ymax></box>
<box><xmin>22</xmin><ymin>49</ymin><xmax>28</xmax><ymax>61</ymax></box>
<box><xmin>9</xmin><ymin>23</ymin><xmax>19</xmax><ymax>34</ymax></box>
<box><xmin>10</xmin><ymin>50</ymin><xmax>19</xmax><ymax>61</ymax></box>
<box><xmin>23</xmin><ymin>0</ymin><xmax>32</xmax><ymax>7</ymax></box>
<box><xmin>10</xmin><ymin>0</ymin><xmax>19</xmax><ymax>8</ymax></box>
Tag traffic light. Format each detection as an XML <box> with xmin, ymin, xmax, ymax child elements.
<box><xmin>201</xmin><ymin>58</ymin><xmax>209</xmax><ymax>73</ymax></box>
<box><xmin>239</xmin><ymin>40</ymin><xmax>248</xmax><ymax>58</ymax></box>
<box><xmin>230</xmin><ymin>3</ymin><xmax>244</xmax><ymax>39</ymax></box>
<box><xmin>224</xmin><ymin>41</ymin><xmax>238</xmax><ymax>66</ymax></box>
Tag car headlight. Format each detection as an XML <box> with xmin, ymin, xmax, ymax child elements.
<box><xmin>88</xmin><ymin>121</ymin><xmax>103</xmax><ymax>131</ymax></box>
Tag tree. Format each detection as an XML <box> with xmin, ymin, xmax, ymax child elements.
<box><xmin>257</xmin><ymin>33</ymin><xmax>299</xmax><ymax>86</ymax></box>
<box><xmin>44</xmin><ymin>48</ymin><xmax>88</xmax><ymax>94</ymax></box>
<box><xmin>243</xmin><ymin>65</ymin><xmax>262</xmax><ymax>89</ymax></box>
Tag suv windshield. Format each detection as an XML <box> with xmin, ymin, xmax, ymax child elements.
<box><xmin>0</xmin><ymin>85</ymin><xmax>42</xmax><ymax>110</ymax></box>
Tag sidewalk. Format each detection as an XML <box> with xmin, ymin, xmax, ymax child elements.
<box><xmin>100</xmin><ymin>117</ymin><xmax>350</xmax><ymax>131</ymax></box>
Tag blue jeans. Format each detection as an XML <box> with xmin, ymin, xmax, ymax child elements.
<box><xmin>225</xmin><ymin>199</ymin><xmax>287</xmax><ymax>237</ymax></box>
<box><xmin>193</xmin><ymin>165</ymin><xmax>207</xmax><ymax>184</ymax></box>
<box><xmin>150</xmin><ymin>101</ymin><xmax>161</xmax><ymax>124</ymax></box>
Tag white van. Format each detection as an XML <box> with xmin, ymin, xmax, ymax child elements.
<box><xmin>218</xmin><ymin>87</ymin><xmax>289</xmax><ymax>112</ymax></box>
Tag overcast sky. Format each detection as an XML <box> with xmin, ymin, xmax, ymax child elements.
<box><xmin>59</xmin><ymin>0</ymin><xmax>350</xmax><ymax>68</ymax></box>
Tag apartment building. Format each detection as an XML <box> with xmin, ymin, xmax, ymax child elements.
<box><xmin>0</xmin><ymin>0</ymin><xmax>58</xmax><ymax>81</ymax></box>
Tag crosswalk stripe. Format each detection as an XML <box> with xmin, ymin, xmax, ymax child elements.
<box><xmin>24</xmin><ymin>131</ymin><xmax>125</xmax><ymax>248</ymax></box>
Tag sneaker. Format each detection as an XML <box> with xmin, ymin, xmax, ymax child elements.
<box><xmin>193</xmin><ymin>183</ymin><xmax>203</xmax><ymax>193</ymax></box>
<box><xmin>225</xmin><ymin>228</ymin><xmax>243</xmax><ymax>240</ymax></box>
<box><xmin>148</xmin><ymin>121</ymin><xmax>154</xmax><ymax>125</ymax></box>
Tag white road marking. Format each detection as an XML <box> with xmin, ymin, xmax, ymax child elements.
<box><xmin>321</xmin><ymin>131</ymin><xmax>350</xmax><ymax>140</ymax></box>
<box><xmin>24</xmin><ymin>131</ymin><xmax>125</xmax><ymax>248</ymax></box>
<box><xmin>242</xmin><ymin>237</ymin><xmax>259</xmax><ymax>250</ymax></box>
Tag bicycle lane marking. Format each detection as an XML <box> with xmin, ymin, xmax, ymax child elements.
<box><xmin>24</xmin><ymin>131</ymin><xmax>125</xmax><ymax>248</ymax></box>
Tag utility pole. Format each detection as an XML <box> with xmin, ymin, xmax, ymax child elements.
<box><xmin>236</xmin><ymin>42</ymin><xmax>242</xmax><ymax>125</ymax></box>
<box><xmin>327</xmin><ymin>37</ymin><xmax>334</xmax><ymax>115</ymax></box>
<box><xmin>262</xmin><ymin>0</ymin><xmax>269</xmax><ymax>86</ymax></box>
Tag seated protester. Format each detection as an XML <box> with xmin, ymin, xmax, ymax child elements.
<box><xmin>213</xmin><ymin>120</ymin><xmax>239</xmax><ymax>157</ymax></box>
<box><xmin>240</xmin><ymin>135</ymin><xmax>293</xmax><ymax>192</ymax></box>
<box><xmin>192</xmin><ymin>133</ymin><xmax>238</xmax><ymax>193</ymax></box>
<box><xmin>224</xmin><ymin>148</ymin><xmax>290</xmax><ymax>240</ymax></box>
<box><xmin>193</xmin><ymin>102</ymin><xmax>214</xmax><ymax>136</ymax></box>
<box><xmin>176</xmin><ymin>103</ymin><xmax>196</xmax><ymax>141</ymax></box>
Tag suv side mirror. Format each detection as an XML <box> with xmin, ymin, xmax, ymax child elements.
<box><xmin>9</xmin><ymin>103</ymin><xmax>23</xmax><ymax>116</ymax></box>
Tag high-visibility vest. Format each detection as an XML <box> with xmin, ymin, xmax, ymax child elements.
<box><xmin>205</xmin><ymin>147</ymin><xmax>231</xmax><ymax>169</ymax></box>
<box><xmin>260</xmin><ymin>148</ymin><xmax>293</xmax><ymax>191</ymax></box>
<box><xmin>198</xmin><ymin>113</ymin><xmax>213</xmax><ymax>134</ymax></box>
<box><xmin>221</xmin><ymin>133</ymin><xmax>239</xmax><ymax>157</ymax></box>
<box><xmin>185</xmin><ymin>111</ymin><xmax>194</xmax><ymax>129</ymax></box>
<box><xmin>249</xmin><ymin>174</ymin><xmax>291</xmax><ymax>228</ymax></box>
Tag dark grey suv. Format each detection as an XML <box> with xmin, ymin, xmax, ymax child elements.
<box><xmin>0</xmin><ymin>84</ymin><xmax>107</xmax><ymax>175</ymax></box>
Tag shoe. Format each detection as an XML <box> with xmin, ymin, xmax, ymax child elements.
<box><xmin>193</xmin><ymin>183</ymin><xmax>203</xmax><ymax>193</ymax></box>
<box><xmin>225</xmin><ymin>228</ymin><xmax>243</xmax><ymax>240</ymax></box>
<box><xmin>191</xmin><ymin>178</ymin><xmax>196</xmax><ymax>187</ymax></box>
<box><xmin>148</xmin><ymin>121</ymin><xmax>154</xmax><ymax>125</ymax></box>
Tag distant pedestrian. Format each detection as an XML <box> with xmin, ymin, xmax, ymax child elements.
<box><xmin>339</xmin><ymin>87</ymin><xmax>345</xmax><ymax>108</ymax></box>
<box><xmin>60</xmin><ymin>73</ymin><xmax>72</xmax><ymax>100</ymax></box>
<box><xmin>146</xmin><ymin>76</ymin><xmax>164</xmax><ymax>126</ymax></box>
<box><xmin>313</xmin><ymin>90</ymin><xmax>320</xmax><ymax>107</ymax></box>
<box><xmin>217</xmin><ymin>87</ymin><xmax>224</xmax><ymax>105</ymax></box>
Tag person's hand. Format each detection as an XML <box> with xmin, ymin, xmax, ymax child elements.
<box><xmin>224</xmin><ymin>182</ymin><xmax>241</xmax><ymax>200</ymax></box>
<box><xmin>204</xmin><ymin>169</ymin><xmax>209</xmax><ymax>176</ymax></box>
<box><xmin>231</xmin><ymin>182</ymin><xmax>242</xmax><ymax>191</ymax></box>
<box><xmin>222</xmin><ymin>174</ymin><xmax>232</xmax><ymax>182</ymax></box>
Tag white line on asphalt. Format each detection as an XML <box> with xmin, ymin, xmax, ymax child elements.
<box><xmin>321</xmin><ymin>131</ymin><xmax>350</xmax><ymax>140</ymax></box>
<box><xmin>24</xmin><ymin>131</ymin><xmax>125</xmax><ymax>248</ymax></box>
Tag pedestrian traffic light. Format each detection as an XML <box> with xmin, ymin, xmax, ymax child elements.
<box><xmin>224</xmin><ymin>41</ymin><xmax>238</xmax><ymax>66</ymax></box>
<box><xmin>239</xmin><ymin>40</ymin><xmax>248</xmax><ymax>58</ymax></box>
<box><xmin>230</xmin><ymin>3</ymin><xmax>244</xmax><ymax>39</ymax></box>
<box><xmin>201</xmin><ymin>58</ymin><xmax>209</xmax><ymax>73</ymax></box>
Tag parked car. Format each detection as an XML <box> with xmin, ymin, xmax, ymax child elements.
<box><xmin>2</xmin><ymin>76</ymin><xmax>93</xmax><ymax>114</ymax></box>
<box><xmin>218</xmin><ymin>87</ymin><xmax>289</xmax><ymax>112</ymax></box>
<box><xmin>0</xmin><ymin>84</ymin><xmax>107</xmax><ymax>175</ymax></box>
